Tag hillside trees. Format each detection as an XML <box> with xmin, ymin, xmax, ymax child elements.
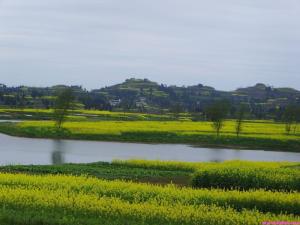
<box><xmin>0</xmin><ymin>80</ymin><xmax>299</xmax><ymax>119</ymax></box>
<box><xmin>171</xmin><ymin>103</ymin><xmax>184</xmax><ymax>119</ymax></box>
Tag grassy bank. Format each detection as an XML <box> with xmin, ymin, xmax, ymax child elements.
<box><xmin>0</xmin><ymin>120</ymin><xmax>299</xmax><ymax>151</ymax></box>
<box><xmin>0</xmin><ymin>160</ymin><xmax>299</xmax><ymax>224</ymax></box>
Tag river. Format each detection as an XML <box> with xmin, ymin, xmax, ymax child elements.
<box><xmin>0</xmin><ymin>133</ymin><xmax>299</xmax><ymax>165</ymax></box>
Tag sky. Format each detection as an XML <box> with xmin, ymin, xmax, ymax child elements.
<box><xmin>0</xmin><ymin>0</ymin><xmax>299</xmax><ymax>91</ymax></box>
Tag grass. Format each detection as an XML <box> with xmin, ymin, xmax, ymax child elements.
<box><xmin>0</xmin><ymin>161</ymin><xmax>191</xmax><ymax>186</ymax></box>
<box><xmin>0</xmin><ymin>119</ymin><xmax>299</xmax><ymax>151</ymax></box>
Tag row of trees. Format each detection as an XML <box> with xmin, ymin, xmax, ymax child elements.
<box><xmin>283</xmin><ymin>105</ymin><xmax>300</xmax><ymax>135</ymax></box>
<box><xmin>205</xmin><ymin>101</ymin><xmax>299</xmax><ymax>137</ymax></box>
<box><xmin>49</xmin><ymin>87</ymin><xmax>300</xmax><ymax>138</ymax></box>
<box><xmin>205</xmin><ymin>101</ymin><xmax>247</xmax><ymax>137</ymax></box>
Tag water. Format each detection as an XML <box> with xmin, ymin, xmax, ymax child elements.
<box><xmin>0</xmin><ymin>133</ymin><xmax>300</xmax><ymax>165</ymax></box>
<box><xmin>0</xmin><ymin>119</ymin><xmax>24</xmax><ymax>123</ymax></box>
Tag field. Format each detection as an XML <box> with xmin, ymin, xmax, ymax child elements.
<box><xmin>0</xmin><ymin>109</ymin><xmax>299</xmax><ymax>224</ymax></box>
<box><xmin>0</xmin><ymin>161</ymin><xmax>192</xmax><ymax>186</ymax></box>
<box><xmin>0</xmin><ymin>118</ymin><xmax>299</xmax><ymax>151</ymax></box>
<box><xmin>0</xmin><ymin>108</ymin><xmax>178</xmax><ymax>121</ymax></box>
<box><xmin>0</xmin><ymin>160</ymin><xmax>299</xmax><ymax>225</ymax></box>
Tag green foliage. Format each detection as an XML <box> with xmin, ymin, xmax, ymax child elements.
<box><xmin>235</xmin><ymin>104</ymin><xmax>247</xmax><ymax>137</ymax></box>
<box><xmin>53</xmin><ymin>88</ymin><xmax>74</xmax><ymax>129</ymax></box>
<box><xmin>1</xmin><ymin>80</ymin><xmax>300</xmax><ymax>119</ymax></box>
<box><xmin>284</xmin><ymin>105</ymin><xmax>300</xmax><ymax>135</ymax></box>
<box><xmin>0</xmin><ymin>162</ymin><xmax>190</xmax><ymax>185</ymax></box>
<box><xmin>191</xmin><ymin>166</ymin><xmax>300</xmax><ymax>191</ymax></box>
<box><xmin>112</xmin><ymin>159</ymin><xmax>201</xmax><ymax>172</ymax></box>
<box><xmin>206</xmin><ymin>101</ymin><xmax>230</xmax><ymax>136</ymax></box>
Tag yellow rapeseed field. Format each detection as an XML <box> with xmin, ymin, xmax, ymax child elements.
<box><xmin>0</xmin><ymin>172</ymin><xmax>299</xmax><ymax>225</ymax></box>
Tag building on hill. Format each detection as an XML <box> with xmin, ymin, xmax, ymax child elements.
<box><xmin>109</xmin><ymin>99</ymin><xmax>121</xmax><ymax>107</ymax></box>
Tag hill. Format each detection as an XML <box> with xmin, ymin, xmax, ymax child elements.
<box><xmin>0</xmin><ymin>78</ymin><xmax>299</xmax><ymax>119</ymax></box>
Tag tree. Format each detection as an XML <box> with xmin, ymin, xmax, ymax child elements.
<box><xmin>235</xmin><ymin>104</ymin><xmax>247</xmax><ymax>137</ymax></box>
<box><xmin>292</xmin><ymin>106</ymin><xmax>300</xmax><ymax>134</ymax></box>
<box><xmin>283</xmin><ymin>105</ymin><xmax>297</xmax><ymax>135</ymax></box>
<box><xmin>171</xmin><ymin>103</ymin><xmax>183</xmax><ymax>119</ymax></box>
<box><xmin>206</xmin><ymin>101</ymin><xmax>230</xmax><ymax>137</ymax></box>
<box><xmin>53</xmin><ymin>88</ymin><xmax>74</xmax><ymax>129</ymax></box>
<box><xmin>149</xmin><ymin>87</ymin><xmax>153</xmax><ymax>100</ymax></box>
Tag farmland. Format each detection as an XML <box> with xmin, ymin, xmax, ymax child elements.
<box><xmin>0</xmin><ymin>117</ymin><xmax>299</xmax><ymax>151</ymax></box>
<box><xmin>0</xmin><ymin>109</ymin><xmax>299</xmax><ymax>224</ymax></box>
<box><xmin>0</xmin><ymin>108</ymin><xmax>178</xmax><ymax>121</ymax></box>
<box><xmin>2</xmin><ymin>1</ymin><xmax>300</xmax><ymax>224</ymax></box>
<box><xmin>0</xmin><ymin>160</ymin><xmax>299</xmax><ymax>225</ymax></box>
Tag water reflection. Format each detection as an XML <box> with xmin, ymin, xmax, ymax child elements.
<box><xmin>208</xmin><ymin>148</ymin><xmax>223</xmax><ymax>162</ymax></box>
<box><xmin>51</xmin><ymin>140</ymin><xmax>65</xmax><ymax>164</ymax></box>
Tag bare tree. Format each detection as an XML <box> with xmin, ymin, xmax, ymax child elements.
<box><xmin>53</xmin><ymin>88</ymin><xmax>74</xmax><ymax>129</ymax></box>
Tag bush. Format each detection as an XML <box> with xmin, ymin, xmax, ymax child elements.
<box><xmin>191</xmin><ymin>167</ymin><xmax>300</xmax><ymax>191</ymax></box>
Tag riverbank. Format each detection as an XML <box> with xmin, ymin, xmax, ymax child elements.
<box><xmin>0</xmin><ymin>120</ymin><xmax>299</xmax><ymax>152</ymax></box>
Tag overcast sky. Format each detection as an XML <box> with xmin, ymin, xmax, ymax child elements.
<box><xmin>0</xmin><ymin>0</ymin><xmax>299</xmax><ymax>90</ymax></box>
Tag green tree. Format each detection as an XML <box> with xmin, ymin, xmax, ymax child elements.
<box><xmin>53</xmin><ymin>88</ymin><xmax>74</xmax><ymax>129</ymax></box>
<box><xmin>206</xmin><ymin>101</ymin><xmax>230</xmax><ymax>137</ymax></box>
<box><xmin>292</xmin><ymin>106</ymin><xmax>300</xmax><ymax>134</ymax></box>
<box><xmin>235</xmin><ymin>104</ymin><xmax>247</xmax><ymax>137</ymax></box>
<box><xmin>171</xmin><ymin>103</ymin><xmax>183</xmax><ymax>120</ymax></box>
<box><xmin>283</xmin><ymin>105</ymin><xmax>298</xmax><ymax>135</ymax></box>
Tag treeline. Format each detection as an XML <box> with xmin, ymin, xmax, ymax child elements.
<box><xmin>0</xmin><ymin>84</ymin><xmax>110</xmax><ymax>110</ymax></box>
<box><xmin>0</xmin><ymin>78</ymin><xmax>299</xmax><ymax>121</ymax></box>
<box><xmin>18</xmin><ymin>87</ymin><xmax>300</xmax><ymax>139</ymax></box>
<box><xmin>204</xmin><ymin>101</ymin><xmax>300</xmax><ymax>136</ymax></box>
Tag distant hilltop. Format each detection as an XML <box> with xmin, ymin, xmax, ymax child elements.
<box><xmin>0</xmin><ymin>78</ymin><xmax>299</xmax><ymax>120</ymax></box>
